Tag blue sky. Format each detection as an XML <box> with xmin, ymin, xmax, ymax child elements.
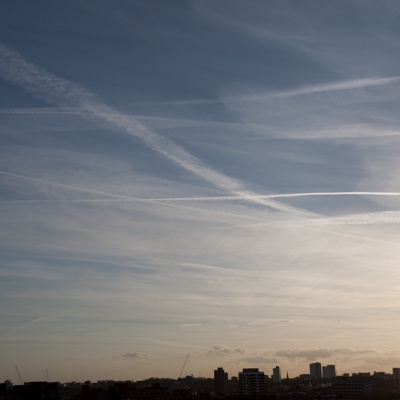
<box><xmin>2</xmin><ymin>0</ymin><xmax>400</xmax><ymax>383</ymax></box>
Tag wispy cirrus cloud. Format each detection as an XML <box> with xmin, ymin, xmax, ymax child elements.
<box><xmin>315</xmin><ymin>211</ymin><xmax>400</xmax><ymax>226</ymax></box>
<box><xmin>181</xmin><ymin>323</ymin><xmax>203</xmax><ymax>328</ymax></box>
<box><xmin>238</xmin><ymin>356</ymin><xmax>278</xmax><ymax>364</ymax></box>
<box><xmin>2</xmin><ymin>316</ymin><xmax>45</xmax><ymax>336</ymax></box>
<box><xmin>208</xmin><ymin>345</ymin><xmax>245</xmax><ymax>357</ymax></box>
<box><xmin>122</xmin><ymin>352</ymin><xmax>148</xmax><ymax>359</ymax></box>
<box><xmin>247</xmin><ymin>319</ymin><xmax>292</xmax><ymax>326</ymax></box>
<box><xmin>275</xmin><ymin>348</ymin><xmax>377</xmax><ymax>361</ymax></box>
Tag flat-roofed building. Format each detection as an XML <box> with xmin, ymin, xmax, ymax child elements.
<box><xmin>322</xmin><ymin>365</ymin><xmax>336</xmax><ymax>379</ymax></box>
<box><xmin>331</xmin><ymin>377</ymin><xmax>372</xmax><ymax>399</ymax></box>
<box><xmin>393</xmin><ymin>368</ymin><xmax>400</xmax><ymax>388</ymax></box>
<box><xmin>310</xmin><ymin>362</ymin><xmax>322</xmax><ymax>379</ymax></box>
<box><xmin>214</xmin><ymin>367</ymin><xmax>228</xmax><ymax>395</ymax></box>
<box><xmin>239</xmin><ymin>368</ymin><xmax>266</xmax><ymax>395</ymax></box>
<box><xmin>272</xmin><ymin>366</ymin><xmax>281</xmax><ymax>383</ymax></box>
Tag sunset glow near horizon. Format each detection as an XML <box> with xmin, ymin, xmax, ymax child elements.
<box><xmin>2</xmin><ymin>1</ymin><xmax>400</xmax><ymax>383</ymax></box>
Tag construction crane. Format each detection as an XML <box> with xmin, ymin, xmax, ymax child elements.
<box><xmin>15</xmin><ymin>366</ymin><xmax>23</xmax><ymax>385</ymax></box>
<box><xmin>178</xmin><ymin>354</ymin><xmax>190</xmax><ymax>379</ymax></box>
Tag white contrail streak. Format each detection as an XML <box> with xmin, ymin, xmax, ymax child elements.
<box><xmin>0</xmin><ymin>184</ymin><xmax>27</xmax><ymax>195</ymax></box>
<box><xmin>317</xmin><ymin>211</ymin><xmax>400</xmax><ymax>225</ymax></box>
<box><xmin>0</xmin><ymin>170</ymin><xmax>260</xmax><ymax>221</ymax></box>
<box><xmin>0</xmin><ymin>42</ymin><xmax>312</xmax><ymax>217</ymax></box>
<box><xmin>142</xmin><ymin>76</ymin><xmax>400</xmax><ymax>105</ymax></box>
<box><xmin>4</xmin><ymin>109</ymin><xmax>398</xmax><ymax>142</ymax></box>
<box><xmin>0</xmin><ymin>107</ymin><xmax>87</xmax><ymax>115</ymax></box>
<box><xmin>262</xmin><ymin>76</ymin><xmax>400</xmax><ymax>99</ymax></box>
<box><xmin>139</xmin><ymin>191</ymin><xmax>400</xmax><ymax>202</ymax></box>
<box><xmin>0</xmin><ymin>170</ymin><xmax>141</xmax><ymax>201</ymax></box>
<box><xmin>2</xmin><ymin>317</ymin><xmax>44</xmax><ymax>336</ymax></box>
<box><xmin>4</xmin><ymin>185</ymin><xmax>400</xmax><ymax>203</ymax></box>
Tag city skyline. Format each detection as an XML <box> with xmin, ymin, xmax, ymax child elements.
<box><xmin>5</xmin><ymin>362</ymin><xmax>400</xmax><ymax>386</ymax></box>
<box><xmin>2</xmin><ymin>0</ymin><xmax>400</xmax><ymax>383</ymax></box>
<box><xmin>3</xmin><ymin>365</ymin><xmax>400</xmax><ymax>400</ymax></box>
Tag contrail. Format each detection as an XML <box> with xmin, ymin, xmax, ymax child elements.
<box><xmin>2</xmin><ymin>317</ymin><xmax>44</xmax><ymax>336</ymax></box>
<box><xmin>317</xmin><ymin>210</ymin><xmax>400</xmax><ymax>225</ymax></box>
<box><xmin>4</xmin><ymin>109</ymin><xmax>397</xmax><ymax>141</ymax></box>
<box><xmin>0</xmin><ymin>107</ymin><xmax>88</xmax><ymax>115</ymax></box>
<box><xmin>138</xmin><ymin>191</ymin><xmax>400</xmax><ymax>202</ymax></box>
<box><xmin>0</xmin><ymin>184</ymin><xmax>28</xmax><ymax>195</ymax></box>
<box><xmin>262</xmin><ymin>76</ymin><xmax>400</xmax><ymax>99</ymax></box>
<box><xmin>138</xmin><ymin>76</ymin><xmax>400</xmax><ymax>106</ymax></box>
<box><xmin>0</xmin><ymin>170</ymin><xmax>143</xmax><ymax>201</ymax></box>
<box><xmin>4</xmin><ymin>184</ymin><xmax>400</xmax><ymax>204</ymax></box>
<box><xmin>0</xmin><ymin>42</ymin><xmax>313</xmax><ymax>217</ymax></box>
<box><xmin>0</xmin><ymin>171</ymin><xmax>259</xmax><ymax>221</ymax></box>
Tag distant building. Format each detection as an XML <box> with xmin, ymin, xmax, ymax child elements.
<box><xmin>393</xmin><ymin>368</ymin><xmax>400</xmax><ymax>388</ymax></box>
<box><xmin>272</xmin><ymin>366</ymin><xmax>281</xmax><ymax>383</ymax></box>
<box><xmin>12</xmin><ymin>382</ymin><xmax>59</xmax><ymax>400</ymax></box>
<box><xmin>214</xmin><ymin>367</ymin><xmax>228</xmax><ymax>395</ymax></box>
<box><xmin>322</xmin><ymin>365</ymin><xmax>336</xmax><ymax>379</ymax></box>
<box><xmin>352</xmin><ymin>372</ymin><xmax>371</xmax><ymax>377</ymax></box>
<box><xmin>331</xmin><ymin>377</ymin><xmax>372</xmax><ymax>399</ymax></box>
<box><xmin>238</xmin><ymin>368</ymin><xmax>266</xmax><ymax>395</ymax></box>
<box><xmin>0</xmin><ymin>383</ymin><xmax>7</xmax><ymax>400</ymax></box>
<box><xmin>310</xmin><ymin>362</ymin><xmax>322</xmax><ymax>379</ymax></box>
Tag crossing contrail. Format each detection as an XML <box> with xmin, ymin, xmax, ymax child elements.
<box><xmin>0</xmin><ymin>170</ymin><xmax>262</xmax><ymax>221</ymax></box>
<box><xmin>0</xmin><ymin>42</ymin><xmax>314</xmax><ymax>217</ymax></box>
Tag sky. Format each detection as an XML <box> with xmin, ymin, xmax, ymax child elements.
<box><xmin>2</xmin><ymin>0</ymin><xmax>400</xmax><ymax>384</ymax></box>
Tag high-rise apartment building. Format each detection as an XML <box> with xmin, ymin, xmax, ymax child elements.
<box><xmin>310</xmin><ymin>362</ymin><xmax>322</xmax><ymax>379</ymax></box>
<box><xmin>322</xmin><ymin>365</ymin><xmax>336</xmax><ymax>379</ymax></box>
<box><xmin>214</xmin><ymin>367</ymin><xmax>228</xmax><ymax>395</ymax></box>
<box><xmin>273</xmin><ymin>366</ymin><xmax>281</xmax><ymax>383</ymax></box>
<box><xmin>238</xmin><ymin>368</ymin><xmax>266</xmax><ymax>395</ymax></box>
